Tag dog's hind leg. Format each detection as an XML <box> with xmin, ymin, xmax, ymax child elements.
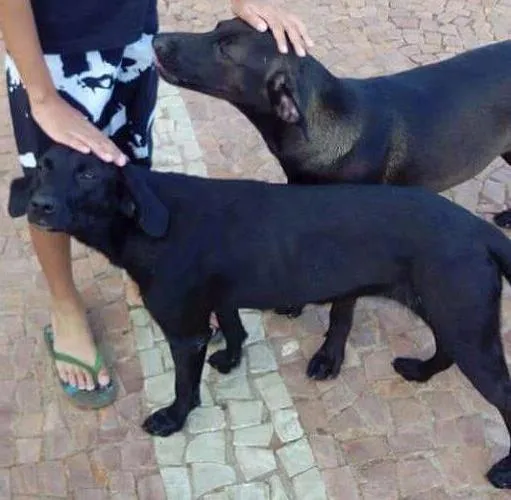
<box><xmin>307</xmin><ymin>297</ymin><xmax>356</xmax><ymax>380</ymax></box>
<box><xmin>207</xmin><ymin>308</ymin><xmax>248</xmax><ymax>374</ymax></box>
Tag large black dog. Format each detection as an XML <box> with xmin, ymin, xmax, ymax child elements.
<box><xmin>153</xmin><ymin>20</ymin><xmax>511</xmax><ymax>218</ymax></box>
<box><xmin>8</xmin><ymin>145</ymin><xmax>511</xmax><ymax>488</ymax></box>
<box><xmin>153</xmin><ymin>20</ymin><xmax>511</xmax><ymax>319</ymax></box>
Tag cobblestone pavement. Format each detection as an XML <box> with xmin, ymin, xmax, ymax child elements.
<box><xmin>3</xmin><ymin>0</ymin><xmax>511</xmax><ymax>499</ymax></box>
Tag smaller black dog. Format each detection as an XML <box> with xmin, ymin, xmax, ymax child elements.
<box><xmin>8</xmin><ymin>144</ymin><xmax>511</xmax><ymax>488</ymax></box>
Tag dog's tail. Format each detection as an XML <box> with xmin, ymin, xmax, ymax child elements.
<box><xmin>486</xmin><ymin>224</ymin><xmax>511</xmax><ymax>285</ymax></box>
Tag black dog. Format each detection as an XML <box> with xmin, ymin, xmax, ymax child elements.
<box><xmin>8</xmin><ymin>144</ymin><xmax>511</xmax><ymax>488</ymax></box>
<box><xmin>153</xmin><ymin>19</ymin><xmax>511</xmax><ymax>318</ymax></box>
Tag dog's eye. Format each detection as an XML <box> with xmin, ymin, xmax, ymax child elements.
<box><xmin>77</xmin><ymin>165</ymin><xmax>96</xmax><ymax>181</ymax></box>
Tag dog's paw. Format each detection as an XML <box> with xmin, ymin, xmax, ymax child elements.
<box><xmin>307</xmin><ymin>349</ymin><xmax>342</xmax><ymax>380</ymax></box>
<box><xmin>142</xmin><ymin>400</ymin><xmax>198</xmax><ymax>437</ymax></box>
<box><xmin>274</xmin><ymin>305</ymin><xmax>304</xmax><ymax>318</ymax></box>
<box><xmin>487</xmin><ymin>455</ymin><xmax>511</xmax><ymax>489</ymax></box>
<box><xmin>494</xmin><ymin>210</ymin><xmax>511</xmax><ymax>229</ymax></box>
<box><xmin>392</xmin><ymin>357</ymin><xmax>432</xmax><ymax>382</ymax></box>
<box><xmin>208</xmin><ymin>349</ymin><xmax>239</xmax><ymax>374</ymax></box>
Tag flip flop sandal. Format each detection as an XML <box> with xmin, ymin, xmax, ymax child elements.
<box><xmin>43</xmin><ymin>324</ymin><xmax>118</xmax><ymax>410</ymax></box>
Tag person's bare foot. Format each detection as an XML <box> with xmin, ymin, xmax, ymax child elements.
<box><xmin>51</xmin><ymin>293</ymin><xmax>110</xmax><ymax>390</ymax></box>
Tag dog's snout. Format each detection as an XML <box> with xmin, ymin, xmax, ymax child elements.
<box><xmin>30</xmin><ymin>193</ymin><xmax>57</xmax><ymax>215</ymax></box>
<box><xmin>152</xmin><ymin>35</ymin><xmax>177</xmax><ymax>61</ymax></box>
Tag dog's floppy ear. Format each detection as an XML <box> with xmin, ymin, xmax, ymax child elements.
<box><xmin>122</xmin><ymin>164</ymin><xmax>169</xmax><ymax>238</ymax></box>
<box><xmin>7</xmin><ymin>176</ymin><xmax>33</xmax><ymax>218</ymax></box>
<box><xmin>267</xmin><ymin>71</ymin><xmax>302</xmax><ymax>124</ymax></box>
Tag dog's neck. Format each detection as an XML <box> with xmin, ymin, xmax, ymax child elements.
<box><xmin>238</xmin><ymin>58</ymin><xmax>364</xmax><ymax>182</ymax></box>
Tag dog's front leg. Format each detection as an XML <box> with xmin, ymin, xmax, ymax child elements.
<box><xmin>142</xmin><ymin>337</ymin><xmax>207</xmax><ymax>437</ymax></box>
<box><xmin>208</xmin><ymin>308</ymin><xmax>248</xmax><ymax>374</ymax></box>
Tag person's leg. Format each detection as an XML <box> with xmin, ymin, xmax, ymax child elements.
<box><xmin>6</xmin><ymin>51</ymin><xmax>123</xmax><ymax>394</ymax></box>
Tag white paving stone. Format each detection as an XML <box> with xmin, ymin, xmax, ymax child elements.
<box><xmin>254</xmin><ymin>373</ymin><xmax>293</xmax><ymax>411</ymax></box>
<box><xmin>204</xmin><ymin>493</ymin><xmax>229</xmax><ymax>500</ymax></box>
<box><xmin>130</xmin><ymin>307</ymin><xmax>151</xmax><ymax>327</ymax></box>
<box><xmin>134</xmin><ymin>323</ymin><xmax>154</xmax><ymax>351</ymax></box>
<box><xmin>200</xmin><ymin>382</ymin><xmax>214</xmax><ymax>407</ymax></box>
<box><xmin>191</xmin><ymin>463</ymin><xmax>236</xmax><ymax>498</ymax></box>
<box><xmin>272</xmin><ymin>409</ymin><xmax>304</xmax><ymax>443</ymax></box>
<box><xmin>154</xmin><ymin>434</ymin><xmax>186</xmax><ymax>466</ymax></box>
<box><xmin>248</xmin><ymin>343</ymin><xmax>278</xmax><ymax>374</ymax></box>
<box><xmin>235</xmin><ymin>447</ymin><xmax>277</xmax><ymax>481</ymax></box>
<box><xmin>160</xmin><ymin>467</ymin><xmax>191</xmax><ymax>500</ymax></box>
<box><xmin>281</xmin><ymin>340</ymin><xmax>300</xmax><ymax>358</ymax></box>
<box><xmin>214</xmin><ymin>373</ymin><xmax>253</xmax><ymax>401</ymax></box>
<box><xmin>186</xmin><ymin>431</ymin><xmax>226</xmax><ymax>464</ymax></box>
<box><xmin>268</xmin><ymin>475</ymin><xmax>289</xmax><ymax>500</ymax></box>
<box><xmin>138</xmin><ymin>347</ymin><xmax>164</xmax><ymax>378</ymax></box>
<box><xmin>228</xmin><ymin>400</ymin><xmax>264</xmax><ymax>430</ymax></box>
<box><xmin>276</xmin><ymin>438</ymin><xmax>315</xmax><ymax>478</ymax></box>
<box><xmin>187</xmin><ymin>406</ymin><xmax>226</xmax><ymax>434</ymax></box>
<box><xmin>144</xmin><ymin>371</ymin><xmax>175</xmax><ymax>406</ymax></box>
<box><xmin>292</xmin><ymin>467</ymin><xmax>328</xmax><ymax>500</ymax></box>
<box><xmin>233</xmin><ymin>423</ymin><xmax>273</xmax><ymax>447</ymax></box>
<box><xmin>240</xmin><ymin>310</ymin><xmax>265</xmax><ymax>345</ymax></box>
<box><xmin>226</xmin><ymin>483</ymin><xmax>270</xmax><ymax>500</ymax></box>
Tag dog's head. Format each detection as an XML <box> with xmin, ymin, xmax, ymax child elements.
<box><xmin>8</xmin><ymin>145</ymin><xmax>169</xmax><ymax>238</ymax></box>
<box><xmin>153</xmin><ymin>18</ymin><xmax>306</xmax><ymax>125</ymax></box>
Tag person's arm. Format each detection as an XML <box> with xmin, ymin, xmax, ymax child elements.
<box><xmin>0</xmin><ymin>0</ymin><xmax>127</xmax><ymax>165</ymax></box>
<box><xmin>231</xmin><ymin>0</ymin><xmax>313</xmax><ymax>57</ymax></box>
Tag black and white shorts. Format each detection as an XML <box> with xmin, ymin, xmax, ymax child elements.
<box><xmin>6</xmin><ymin>33</ymin><xmax>158</xmax><ymax>175</ymax></box>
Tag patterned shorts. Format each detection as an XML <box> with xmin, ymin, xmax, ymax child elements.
<box><xmin>6</xmin><ymin>33</ymin><xmax>158</xmax><ymax>174</ymax></box>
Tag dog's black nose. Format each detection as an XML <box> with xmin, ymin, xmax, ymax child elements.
<box><xmin>30</xmin><ymin>193</ymin><xmax>57</xmax><ymax>215</ymax></box>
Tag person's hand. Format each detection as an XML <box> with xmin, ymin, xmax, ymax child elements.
<box><xmin>30</xmin><ymin>92</ymin><xmax>128</xmax><ymax>166</ymax></box>
<box><xmin>231</xmin><ymin>0</ymin><xmax>313</xmax><ymax>57</ymax></box>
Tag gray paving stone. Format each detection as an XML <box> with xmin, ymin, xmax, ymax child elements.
<box><xmin>191</xmin><ymin>463</ymin><xmax>236</xmax><ymax>498</ymax></box>
<box><xmin>292</xmin><ymin>467</ymin><xmax>328</xmax><ymax>500</ymax></box>
<box><xmin>233</xmin><ymin>423</ymin><xmax>273</xmax><ymax>447</ymax></box>
<box><xmin>204</xmin><ymin>493</ymin><xmax>229</xmax><ymax>500</ymax></box>
<box><xmin>130</xmin><ymin>307</ymin><xmax>151</xmax><ymax>327</ymax></box>
<box><xmin>240</xmin><ymin>310</ymin><xmax>265</xmax><ymax>345</ymax></box>
<box><xmin>228</xmin><ymin>400</ymin><xmax>265</xmax><ymax>430</ymax></box>
<box><xmin>144</xmin><ymin>372</ymin><xmax>175</xmax><ymax>406</ymax></box>
<box><xmin>235</xmin><ymin>447</ymin><xmax>277</xmax><ymax>481</ymax></box>
<box><xmin>152</xmin><ymin>322</ymin><xmax>165</xmax><ymax>342</ymax></box>
<box><xmin>161</xmin><ymin>467</ymin><xmax>191</xmax><ymax>500</ymax></box>
<box><xmin>272</xmin><ymin>409</ymin><xmax>304</xmax><ymax>443</ymax></box>
<box><xmin>138</xmin><ymin>347</ymin><xmax>164</xmax><ymax>378</ymax></box>
<box><xmin>248</xmin><ymin>343</ymin><xmax>278</xmax><ymax>374</ymax></box>
<box><xmin>134</xmin><ymin>323</ymin><xmax>154</xmax><ymax>351</ymax></box>
<box><xmin>214</xmin><ymin>371</ymin><xmax>253</xmax><ymax>402</ymax></box>
<box><xmin>186</xmin><ymin>431</ymin><xmax>226</xmax><ymax>464</ymax></box>
<box><xmin>277</xmin><ymin>438</ymin><xmax>315</xmax><ymax>478</ymax></box>
<box><xmin>200</xmin><ymin>382</ymin><xmax>214</xmax><ymax>407</ymax></box>
<box><xmin>268</xmin><ymin>475</ymin><xmax>289</xmax><ymax>500</ymax></box>
<box><xmin>187</xmin><ymin>406</ymin><xmax>226</xmax><ymax>434</ymax></box>
<box><xmin>254</xmin><ymin>373</ymin><xmax>293</xmax><ymax>411</ymax></box>
<box><xmin>157</xmin><ymin>340</ymin><xmax>174</xmax><ymax>370</ymax></box>
<box><xmin>227</xmin><ymin>483</ymin><xmax>270</xmax><ymax>500</ymax></box>
<box><xmin>154</xmin><ymin>434</ymin><xmax>186</xmax><ymax>466</ymax></box>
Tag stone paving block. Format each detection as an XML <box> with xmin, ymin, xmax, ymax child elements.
<box><xmin>248</xmin><ymin>343</ymin><xmax>278</xmax><ymax>374</ymax></box>
<box><xmin>186</xmin><ymin>431</ymin><xmax>226</xmax><ymax>464</ymax></box>
<box><xmin>235</xmin><ymin>447</ymin><xmax>277</xmax><ymax>481</ymax></box>
<box><xmin>144</xmin><ymin>372</ymin><xmax>175</xmax><ymax>407</ymax></box>
<box><xmin>161</xmin><ymin>467</ymin><xmax>191</xmax><ymax>500</ymax></box>
<box><xmin>187</xmin><ymin>406</ymin><xmax>226</xmax><ymax>434</ymax></box>
<box><xmin>154</xmin><ymin>434</ymin><xmax>187</xmax><ymax>466</ymax></box>
<box><xmin>240</xmin><ymin>310</ymin><xmax>265</xmax><ymax>345</ymax></box>
<box><xmin>226</xmin><ymin>482</ymin><xmax>270</xmax><ymax>500</ymax></box>
<box><xmin>276</xmin><ymin>437</ymin><xmax>315</xmax><ymax>478</ymax></box>
<box><xmin>213</xmin><ymin>372</ymin><xmax>253</xmax><ymax>401</ymax></box>
<box><xmin>272</xmin><ymin>409</ymin><xmax>304</xmax><ymax>443</ymax></box>
<box><xmin>138</xmin><ymin>347</ymin><xmax>164</xmax><ymax>378</ymax></box>
<box><xmin>228</xmin><ymin>400</ymin><xmax>264</xmax><ymax>430</ymax></box>
<box><xmin>137</xmin><ymin>474</ymin><xmax>166</xmax><ymax>500</ymax></box>
<box><xmin>254</xmin><ymin>373</ymin><xmax>293</xmax><ymax>412</ymax></box>
<box><xmin>268</xmin><ymin>475</ymin><xmax>289</xmax><ymax>500</ymax></box>
<box><xmin>292</xmin><ymin>467</ymin><xmax>328</xmax><ymax>500</ymax></box>
<box><xmin>233</xmin><ymin>423</ymin><xmax>273</xmax><ymax>448</ymax></box>
<box><xmin>191</xmin><ymin>463</ymin><xmax>236</xmax><ymax>498</ymax></box>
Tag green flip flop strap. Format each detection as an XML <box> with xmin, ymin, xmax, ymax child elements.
<box><xmin>52</xmin><ymin>349</ymin><xmax>104</xmax><ymax>382</ymax></box>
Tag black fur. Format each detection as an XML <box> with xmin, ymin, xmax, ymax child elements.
<box><xmin>9</xmin><ymin>144</ymin><xmax>511</xmax><ymax>488</ymax></box>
